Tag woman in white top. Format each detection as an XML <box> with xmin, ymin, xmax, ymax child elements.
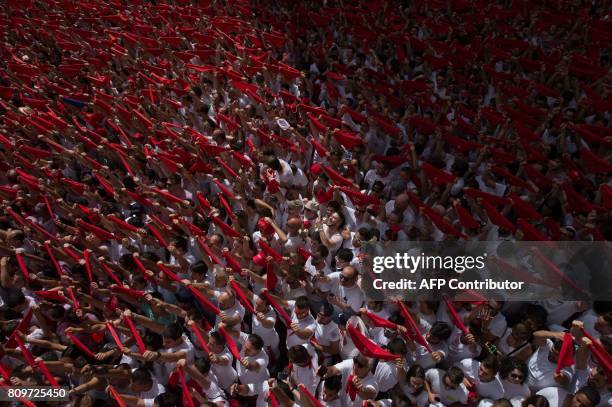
<box><xmin>500</xmin><ymin>356</ymin><xmax>532</xmax><ymax>407</ymax></box>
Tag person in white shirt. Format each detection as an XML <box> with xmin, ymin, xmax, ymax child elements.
<box><xmin>207</xmin><ymin>330</ymin><xmax>238</xmax><ymax>391</ymax></box>
<box><xmin>409</xmin><ymin>321</ymin><xmax>452</xmax><ymax>369</ymax></box>
<box><xmin>324</xmin><ymin>354</ymin><xmax>379</xmax><ymax>407</ymax></box>
<box><xmin>313</xmin><ymin>302</ymin><xmax>342</xmax><ymax>365</ymax></box>
<box><xmin>456</xmin><ymin>355</ymin><xmax>505</xmax><ymax>400</ymax></box>
<box><xmin>113</xmin><ymin>367</ymin><xmax>165</xmax><ymax>407</ymax></box>
<box><xmin>573</xmin><ymin>332</ymin><xmax>611</xmax><ymax>407</ymax></box>
<box><xmin>537</xmin><ymin>385</ymin><xmax>601</xmax><ymax>407</ymax></box>
<box><xmin>232</xmin><ymin>334</ymin><xmax>270</xmax><ymax>406</ymax></box>
<box><xmin>286</xmin><ymin>344</ymin><xmax>318</xmax><ymax>395</ymax></box>
<box><xmin>374</xmin><ymin>337</ymin><xmax>407</xmax><ymax>395</ymax></box>
<box><xmin>424</xmin><ymin>366</ymin><xmax>470</xmax><ymax>406</ymax></box>
<box><xmin>527</xmin><ymin>330</ymin><xmax>575</xmax><ymax>392</ymax></box>
<box><xmin>499</xmin><ymin>357</ymin><xmax>531</xmax><ymax>407</ymax></box>
<box><xmin>326</xmin><ymin>266</ymin><xmax>365</xmax><ymax>316</ymax></box>
<box><xmin>320</xmin><ymin>375</ymin><xmax>344</xmax><ymax>407</ymax></box>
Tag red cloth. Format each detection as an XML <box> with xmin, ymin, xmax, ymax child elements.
<box><xmin>556</xmin><ymin>333</ymin><xmax>575</xmax><ymax>374</ymax></box>
<box><xmin>346</xmin><ymin>374</ymin><xmax>359</xmax><ymax>401</ymax></box>
<box><xmin>66</xmin><ymin>332</ymin><xmax>96</xmax><ymax>358</ymax></box>
<box><xmin>190</xmin><ymin>322</ymin><xmax>211</xmax><ymax>354</ymax></box>
<box><xmin>421</xmin><ymin>163</ymin><xmax>457</xmax><ymax>185</ymax></box>
<box><xmin>123</xmin><ymin>315</ymin><xmax>147</xmax><ymax>353</ymax></box>
<box><xmin>219</xmin><ymin>326</ymin><xmax>241</xmax><ymax>360</ymax></box>
<box><xmin>454</xmin><ymin>202</ymin><xmax>480</xmax><ymax>229</ymax></box>
<box><xmin>106</xmin><ymin>322</ymin><xmax>123</xmax><ymax>350</ymax></box>
<box><xmin>230</xmin><ymin>280</ymin><xmax>255</xmax><ymax>313</ymax></box>
<box><xmin>260</xmin><ymin>291</ymin><xmax>292</xmax><ymax>327</ymax></box>
<box><xmin>443</xmin><ymin>296</ymin><xmax>468</xmax><ymax>334</ymax></box>
<box><xmin>347</xmin><ymin>325</ymin><xmax>400</xmax><ymax>361</ymax></box>
<box><xmin>397</xmin><ymin>300</ymin><xmax>433</xmax><ymax>352</ymax></box>
<box><xmin>482</xmin><ymin>200</ymin><xmax>515</xmax><ymax>231</ymax></box>
<box><xmin>297</xmin><ymin>384</ymin><xmax>323</xmax><ymax>407</ymax></box>
<box><xmin>363</xmin><ymin>311</ymin><xmax>397</xmax><ymax>330</ymax></box>
<box><xmin>581</xmin><ymin>147</ymin><xmax>612</xmax><ymax>174</ymax></box>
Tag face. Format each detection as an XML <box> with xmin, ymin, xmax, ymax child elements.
<box><xmin>322</xmin><ymin>386</ymin><xmax>339</xmax><ymax>401</ymax></box>
<box><xmin>340</xmin><ymin>268</ymin><xmax>357</xmax><ymax>287</ymax></box>
<box><xmin>409</xmin><ymin>376</ymin><xmax>424</xmax><ymax>389</ymax></box>
<box><xmin>443</xmin><ymin>375</ymin><xmax>459</xmax><ymax>390</ymax></box>
<box><xmin>478</xmin><ymin>364</ymin><xmax>495</xmax><ymax>382</ymax></box>
<box><xmin>352</xmin><ymin>362</ymin><xmax>370</xmax><ymax>379</ymax></box>
<box><xmin>510</xmin><ymin>324</ymin><xmax>531</xmax><ymax>342</ymax></box>
<box><xmin>317</xmin><ymin>309</ymin><xmax>332</xmax><ymax>325</ymax></box>
<box><xmin>507</xmin><ymin>368</ymin><xmax>525</xmax><ymax>385</ymax></box>
<box><xmin>295</xmin><ymin>306</ymin><xmax>310</xmax><ymax>320</ymax></box>
<box><xmin>327</xmin><ymin>212</ymin><xmax>341</xmax><ymax>227</ymax></box>
<box><xmin>571</xmin><ymin>393</ymin><xmax>593</xmax><ymax>407</ymax></box>
<box><xmin>594</xmin><ymin>315</ymin><xmax>610</xmax><ymax>335</ymax></box>
<box><xmin>587</xmin><ymin>367</ymin><xmax>606</xmax><ymax>389</ymax></box>
<box><xmin>219</xmin><ymin>294</ymin><xmax>235</xmax><ymax>310</ymax></box>
<box><xmin>243</xmin><ymin>339</ymin><xmax>258</xmax><ymax>356</ymax></box>
<box><xmin>131</xmin><ymin>380</ymin><xmax>151</xmax><ymax>393</ymax></box>
<box><xmin>255</xmin><ymin>297</ymin><xmax>268</xmax><ymax>313</ymax></box>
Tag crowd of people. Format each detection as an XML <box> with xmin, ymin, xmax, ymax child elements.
<box><xmin>0</xmin><ymin>0</ymin><xmax>610</xmax><ymax>406</ymax></box>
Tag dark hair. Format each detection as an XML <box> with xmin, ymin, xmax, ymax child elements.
<box><xmin>407</xmin><ymin>364</ymin><xmax>425</xmax><ymax>381</ymax></box>
<box><xmin>353</xmin><ymin>354</ymin><xmax>370</xmax><ymax>369</ymax></box>
<box><xmin>191</xmin><ymin>261</ymin><xmax>208</xmax><ymax>276</ymax></box>
<box><xmin>576</xmin><ymin>386</ymin><xmax>601</xmax><ymax>407</ymax></box>
<box><xmin>295</xmin><ymin>296</ymin><xmax>310</xmax><ymax>310</ymax></box>
<box><xmin>492</xmin><ymin>399</ymin><xmax>513</xmax><ymax>407</ymax></box>
<box><xmin>195</xmin><ymin>358</ymin><xmax>211</xmax><ymax>375</ymax></box>
<box><xmin>446</xmin><ymin>367</ymin><xmax>464</xmax><ymax>385</ymax></box>
<box><xmin>287</xmin><ymin>345</ymin><xmax>310</xmax><ymax>364</ymax></box>
<box><xmin>481</xmin><ymin>354</ymin><xmax>501</xmax><ymax>374</ymax></box>
<box><xmin>335</xmin><ymin>248</ymin><xmax>354</xmax><ymax>262</ymax></box>
<box><xmin>500</xmin><ymin>357</ymin><xmax>528</xmax><ymax>382</ymax></box>
<box><xmin>131</xmin><ymin>368</ymin><xmax>153</xmax><ymax>386</ymax></box>
<box><xmin>162</xmin><ymin>323</ymin><xmax>183</xmax><ymax>341</ymax></box>
<box><xmin>429</xmin><ymin>321</ymin><xmax>452</xmax><ymax>340</ymax></box>
<box><xmin>324</xmin><ymin>375</ymin><xmax>342</xmax><ymax>392</ymax></box>
<box><xmin>154</xmin><ymin>392</ymin><xmax>180</xmax><ymax>407</ymax></box>
<box><xmin>210</xmin><ymin>331</ymin><xmax>226</xmax><ymax>346</ymax></box>
<box><xmin>144</xmin><ymin>330</ymin><xmax>163</xmax><ymax>350</ymax></box>
<box><xmin>521</xmin><ymin>395</ymin><xmax>550</xmax><ymax>407</ymax></box>
<box><xmin>3</xmin><ymin>288</ymin><xmax>26</xmax><ymax>308</ymax></box>
<box><xmin>248</xmin><ymin>334</ymin><xmax>264</xmax><ymax>351</ymax></box>
<box><xmin>387</xmin><ymin>337</ymin><xmax>407</xmax><ymax>355</ymax></box>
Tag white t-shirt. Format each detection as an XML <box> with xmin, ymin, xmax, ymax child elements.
<box><xmin>527</xmin><ymin>339</ymin><xmax>574</xmax><ymax>391</ymax></box>
<box><xmin>237</xmin><ymin>348</ymin><xmax>269</xmax><ymax>385</ymax></box>
<box><xmin>252</xmin><ymin>305</ymin><xmax>279</xmax><ymax>348</ymax></box>
<box><xmin>286</xmin><ymin>300</ymin><xmax>317</xmax><ymax>348</ymax></box>
<box><xmin>328</xmin><ymin>272</ymin><xmax>365</xmax><ymax>312</ymax></box>
<box><xmin>425</xmin><ymin>368</ymin><xmax>469</xmax><ymax>405</ymax></box>
<box><xmin>374</xmin><ymin>359</ymin><xmax>400</xmax><ymax>393</ymax></box>
<box><xmin>334</xmin><ymin>358</ymin><xmax>379</xmax><ymax>407</ymax></box>
<box><xmin>536</xmin><ymin>386</ymin><xmax>570</xmax><ymax>407</ymax></box>
<box><xmin>211</xmin><ymin>348</ymin><xmax>237</xmax><ymax>390</ymax></box>
<box><xmin>129</xmin><ymin>369</ymin><xmax>165</xmax><ymax>407</ymax></box>
<box><xmin>315</xmin><ymin>320</ymin><xmax>342</xmax><ymax>358</ymax></box>
<box><xmin>456</xmin><ymin>358</ymin><xmax>504</xmax><ymax>400</ymax></box>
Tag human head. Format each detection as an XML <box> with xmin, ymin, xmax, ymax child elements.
<box><xmin>500</xmin><ymin>356</ymin><xmax>528</xmax><ymax>385</ymax></box>
<box><xmin>322</xmin><ymin>375</ymin><xmax>342</xmax><ymax>402</ymax></box>
<box><xmin>243</xmin><ymin>334</ymin><xmax>264</xmax><ymax>357</ymax></box>
<box><xmin>130</xmin><ymin>368</ymin><xmax>153</xmax><ymax>393</ymax></box>
<box><xmin>479</xmin><ymin>355</ymin><xmax>501</xmax><ymax>382</ymax></box>
<box><xmin>339</xmin><ymin>266</ymin><xmax>358</xmax><ymax>287</ymax></box>
<box><xmin>443</xmin><ymin>367</ymin><xmax>464</xmax><ymax>390</ymax></box>
<box><xmin>571</xmin><ymin>386</ymin><xmax>601</xmax><ymax>407</ymax></box>
<box><xmin>162</xmin><ymin>323</ymin><xmax>184</xmax><ymax>348</ymax></box>
<box><xmin>352</xmin><ymin>355</ymin><xmax>372</xmax><ymax>379</ymax></box>
<box><xmin>294</xmin><ymin>296</ymin><xmax>311</xmax><ymax>320</ymax></box>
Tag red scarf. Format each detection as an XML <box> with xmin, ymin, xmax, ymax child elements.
<box><xmin>346</xmin><ymin>374</ymin><xmax>358</xmax><ymax>401</ymax></box>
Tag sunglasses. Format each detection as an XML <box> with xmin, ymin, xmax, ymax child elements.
<box><xmin>340</xmin><ymin>274</ymin><xmax>354</xmax><ymax>281</ymax></box>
